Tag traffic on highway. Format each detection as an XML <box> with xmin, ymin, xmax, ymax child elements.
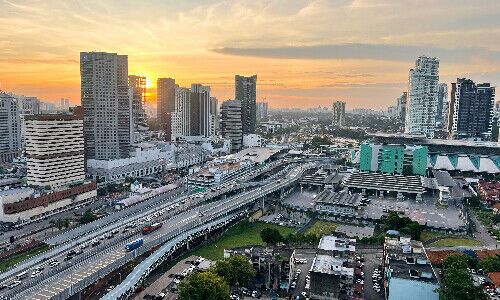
<box><xmin>0</xmin><ymin>160</ymin><xmax>313</xmax><ymax>300</ymax></box>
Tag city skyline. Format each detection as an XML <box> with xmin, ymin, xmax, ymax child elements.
<box><xmin>0</xmin><ymin>0</ymin><xmax>499</xmax><ymax>109</ymax></box>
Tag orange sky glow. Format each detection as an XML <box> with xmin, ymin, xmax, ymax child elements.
<box><xmin>0</xmin><ymin>0</ymin><xmax>498</xmax><ymax>110</ymax></box>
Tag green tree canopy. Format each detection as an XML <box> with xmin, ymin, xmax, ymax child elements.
<box><xmin>260</xmin><ymin>228</ymin><xmax>284</xmax><ymax>245</ymax></box>
<box><xmin>178</xmin><ymin>271</ymin><xmax>230</xmax><ymax>300</ymax></box>
<box><xmin>50</xmin><ymin>218</ymin><xmax>71</xmax><ymax>230</ymax></box>
<box><xmin>79</xmin><ymin>209</ymin><xmax>97</xmax><ymax>224</ymax></box>
<box><xmin>383</xmin><ymin>212</ymin><xmax>422</xmax><ymax>240</ymax></box>
<box><xmin>440</xmin><ymin>253</ymin><xmax>487</xmax><ymax>300</ymax></box>
<box><xmin>479</xmin><ymin>255</ymin><xmax>500</xmax><ymax>273</ymax></box>
<box><xmin>212</xmin><ymin>255</ymin><xmax>255</xmax><ymax>288</ymax></box>
<box><xmin>310</xmin><ymin>136</ymin><xmax>332</xmax><ymax>148</ymax></box>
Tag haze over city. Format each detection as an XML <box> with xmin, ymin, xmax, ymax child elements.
<box><xmin>0</xmin><ymin>0</ymin><xmax>498</xmax><ymax>109</ymax></box>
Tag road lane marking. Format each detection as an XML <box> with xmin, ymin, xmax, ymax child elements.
<box><xmin>42</xmin><ymin>289</ymin><xmax>56</xmax><ymax>295</ymax></box>
<box><xmin>37</xmin><ymin>293</ymin><xmax>50</xmax><ymax>298</ymax></box>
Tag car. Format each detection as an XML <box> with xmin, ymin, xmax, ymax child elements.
<box><xmin>301</xmin><ymin>292</ymin><xmax>307</xmax><ymax>297</ymax></box>
<box><xmin>92</xmin><ymin>239</ymin><xmax>100</xmax><ymax>247</ymax></box>
<box><xmin>64</xmin><ymin>256</ymin><xmax>73</xmax><ymax>261</ymax></box>
<box><xmin>49</xmin><ymin>261</ymin><xmax>60</xmax><ymax>268</ymax></box>
<box><xmin>8</xmin><ymin>281</ymin><xmax>21</xmax><ymax>289</ymax></box>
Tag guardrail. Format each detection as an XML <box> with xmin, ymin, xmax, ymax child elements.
<box><xmin>102</xmin><ymin>213</ymin><xmax>239</xmax><ymax>300</ymax></box>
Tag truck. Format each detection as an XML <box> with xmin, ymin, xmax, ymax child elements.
<box><xmin>125</xmin><ymin>238</ymin><xmax>144</xmax><ymax>251</ymax></box>
<box><xmin>143</xmin><ymin>222</ymin><xmax>163</xmax><ymax>235</ymax></box>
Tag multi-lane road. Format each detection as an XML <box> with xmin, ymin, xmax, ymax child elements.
<box><xmin>0</xmin><ymin>160</ymin><xmax>313</xmax><ymax>300</ymax></box>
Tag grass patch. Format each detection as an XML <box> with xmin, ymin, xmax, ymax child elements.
<box><xmin>435</xmin><ymin>202</ymin><xmax>449</xmax><ymax>209</ymax></box>
<box><xmin>191</xmin><ymin>221</ymin><xmax>294</xmax><ymax>261</ymax></box>
<box><xmin>306</xmin><ymin>221</ymin><xmax>339</xmax><ymax>237</ymax></box>
<box><xmin>0</xmin><ymin>246</ymin><xmax>49</xmax><ymax>271</ymax></box>
<box><xmin>420</xmin><ymin>231</ymin><xmax>467</xmax><ymax>243</ymax></box>
<box><xmin>428</xmin><ymin>238</ymin><xmax>483</xmax><ymax>247</ymax></box>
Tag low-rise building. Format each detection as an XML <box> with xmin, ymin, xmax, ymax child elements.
<box><xmin>188</xmin><ymin>158</ymin><xmax>253</xmax><ymax>189</ymax></box>
<box><xmin>317</xmin><ymin>235</ymin><xmax>356</xmax><ymax>258</ymax></box>
<box><xmin>305</xmin><ymin>235</ymin><xmax>356</xmax><ymax>300</ymax></box>
<box><xmin>172</xmin><ymin>135</ymin><xmax>231</xmax><ymax>156</ymax></box>
<box><xmin>383</xmin><ymin>237</ymin><xmax>439</xmax><ymax>300</ymax></box>
<box><xmin>224</xmin><ymin>245</ymin><xmax>289</xmax><ymax>291</ymax></box>
<box><xmin>87</xmin><ymin>143</ymin><xmax>175</xmax><ymax>186</ymax></box>
<box><xmin>243</xmin><ymin>134</ymin><xmax>264</xmax><ymax>148</ymax></box>
<box><xmin>0</xmin><ymin>181</ymin><xmax>97</xmax><ymax>223</ymax></box>
<box><xmin>260</xmin><ymin>121</ymin><xmax>286</xmax><ymax>133</ymax></box>
<box><xmin>309</xmin><ymin>254</ymin><xmax>354</xmax><ymax>300</ymax></box>
<box><xmin>314</xmin><ymin>190</ymin><xmax>362</xmax><ymax>217</ymax></box>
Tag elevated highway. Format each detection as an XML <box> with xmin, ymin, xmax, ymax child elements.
<box><xmin>0</xmin><ymin>162</ymin><xmax>314</xmax><ymax>300</ymax></box>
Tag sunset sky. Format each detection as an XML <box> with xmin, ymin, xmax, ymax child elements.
<box><xmin>0</xmin><ymin>0</ymin><xmax>498</xmax><ymax>109</ymax></box>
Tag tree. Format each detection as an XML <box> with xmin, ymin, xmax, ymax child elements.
<box><xmin>439</xmin><ymin>253</ymin><xmax>488</xmax><ymax>300</ymax></box>
<box><xmin>178</xmin><ymin>271</ymin><xmax>230</xmax><ymax>300</ymax></box>
<box><xmin>383</xmin><ymin>212</ymin><xmax>422</xmax><ymax>240</ymax></box>
<box><xmin>50</xmin><ymin>218</ymin><xmax>70</xmax><ymax>230</ymax></box>
<box><xmin>492</xmin><ymin>214</ymin><xmax>500</xmax><ymax>225</ymax></box>
<box><xmin>465</xmin><ymin>196</ymin><xmax>482</xmax><ymax>208</ymax></box>
<box><xmin>260</xmin><ymin>228</ymin><xmax>283</xmax><ymax>245</ymax></box>
<box><xmin>213</xmin><ymin>255</ymin><xmax>256</xmax><ymax>288</ymax></box>
<box><xmin>79</xmin><ymin>209</ymin><xmax>97</xmax><ymax>224</ymax></box>
<box><xmin>310</xmin><ymin>136</ymin><xmax>332</xmax><ymax>149</ymax></box>
<box><xmin>479</xmin><ymin>255</ymin><xmax>500</xmax><ymax>273</ymax></box>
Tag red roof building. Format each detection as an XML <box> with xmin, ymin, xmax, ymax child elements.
<box><xmin>477</xmin><ymin>180</ymin><xmax>500</xmax><ymax>206</ymax></box>
<box><xmin>426</xmin><ymin>250</ymin><xmax>460</xmax><ymax>265</ymax></box>
<box><xmin>489</xmin><ymin>272</ymin><xmax>500</xmax><ymax>288</ymax></box>
<box><xmin>475</xmin><ymin>250</ymin><xmax>500</xmax><ymax>260</ymax></box>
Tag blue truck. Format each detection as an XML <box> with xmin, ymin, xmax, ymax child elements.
<box><xmin>125</xmin><ymin>238</ymin><xmax>144</xmax><ymax>251</ymax></box>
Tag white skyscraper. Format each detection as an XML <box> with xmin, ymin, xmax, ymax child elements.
<box><xmin>171</xmin><ymin>85</ymin><xmax>191</xmax><ymax>138</ymax></box>
<box><xmin>405</xmin><ymin>56</ymin><xmax>440</xmax><ymax>138</ymax></box>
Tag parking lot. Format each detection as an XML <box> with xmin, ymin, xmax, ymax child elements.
<box><xmin>362</xmin><ymin>194</ymin><xmax>465</xmax><ymax>230</ymax></box>
<box><xmin>282</xmin><ymin>190</ymin><xmax>316</xmax><ymax>208</ymax></box>
<box><xmin>289</xmin><ymin>249</ymin><xmax>315</xmax><ymax>299</ymax></box>
<box><xmin>359</xmin><ymin>251</ymin><xmax>384</xmax><ymax>300</ymax></box>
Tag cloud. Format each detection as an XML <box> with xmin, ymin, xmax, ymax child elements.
<box><xmin>0</xmin><ymin>58</ymin><xmax>78</xmax><ymax>64</ymax></box>
<box><xmin>320</xmin><ymin>82</ymin><xmax>405</xmax><ymax>88</ymax></box>
<box><xmin>212</xmin><ymin>43</ymin><xmax>500</xmax><ymax>62</ymax></box>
